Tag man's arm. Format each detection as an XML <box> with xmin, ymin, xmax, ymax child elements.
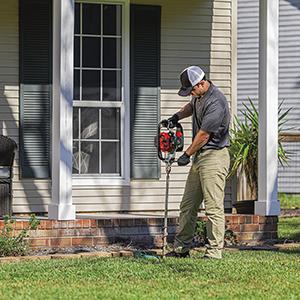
<box><xmin>168</xmin><ymin>102</ymin><xmax>193</xmax><ymax>127</ymax></box>
<box><xmin>176</xmin><ymin>102</ymin><xmax>193</xmax><ymax>120</ymax></box>
<box><xmin>185</xmin><ymin>129</ymin><xmax>210</xmax><ymax>156</ymax></box>
<box><xmin>177</xmin><ymin>129</ymin><xmax>210</xmax><ymax>166</ymax></box>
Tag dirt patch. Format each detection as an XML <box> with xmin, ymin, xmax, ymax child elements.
<box><xmin>29</xmin><ymin>243</ymin><xmax>139</xmax><ymax>256</ymax></box>
<box><xmin>281</xmin><ymin>209</ymin><xmax>300</xmax><ymax>217</ymax></box>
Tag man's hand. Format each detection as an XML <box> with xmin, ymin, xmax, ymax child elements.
<box><xmin>167</xmin><ymin>114</ymin><xmax>179</xmax><ymax>128</ymax></box>
<box><xmin>177</xmin><ymin>152</ymin><xmax>190</xmax><ymax>166</ymax></box>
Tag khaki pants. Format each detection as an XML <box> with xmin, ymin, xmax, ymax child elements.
<box><xmin>174</xmin><ymin>147</ymin><xmax>230</xmax><ymax>259</ymax></box>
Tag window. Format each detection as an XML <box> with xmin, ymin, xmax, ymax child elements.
<box><xmin>73</xmin><ymin>2</ymin><xmax>126</xmax><ymax>179</ymax></box>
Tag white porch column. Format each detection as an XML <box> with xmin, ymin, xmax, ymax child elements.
<box><xmin>49</xmin><ymin>0</ymin><xmax>76</xmax><ymax>220</ymax></box>
<box><xmin>255</xmin><ymin>0</ymin><xmax>280</xmax><ymax>216</ymax></box>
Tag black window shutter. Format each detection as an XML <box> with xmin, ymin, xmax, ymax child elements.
<box><xmin>19</xmin><ymin>0</ymin><xmax>52</xmax><ymax>178</ymax></box>
<box><xmin>130</xmin><ymin>5</ymin><xmax>161</xmax><ymax>179</ymax></box>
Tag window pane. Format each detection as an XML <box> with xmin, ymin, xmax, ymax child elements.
<box><xmin>75</xmin><ymin>3</ymin><xmax>80</xmax><ymax>34</ymax></box>
<box><xmin>73</xmin><ymin>141</ymin><xmax>79</xmax><ymax>174</ymax></box>
<box><xmin>73</xmin><ymin>3</ymin><xmax>123</xmax><ymax>177</ymax></box>
<box><xmin>82</xmin><ymin>70</ymin><xmax>100</xmax><ymax>100</ymax></box>
<box><xmin>101</xmin><ymin>142</ymin><xmax>120</xmax><ymax>174</ymax></box>
<box><xmin>82</xmin><ymin>4</ymin><xmax>101</xmax><ymax>35</ymax></box>
<box><xmin>103</xmin><ymin>5</ymin><xmax>122</xmax><ymax>36</ymax></box>
<box><xmin>103</xmin><ymin>70</ymin><xmax>121</xmax><ymax>101</ymax></box>
<box><xmin>74</xmin><ymin>70</ymin><xmax>80</xmax><ymax>100</ymax></box>
<box><xmin>81</xmin><ymin>108</ymin><xmax>99</xmax><ymax>139</ymax></box>
<box><xmin>74</xmin><ymin>37</ymin><xmax>80</xmax><ymax>67</ymax></box>
<box><xmin>81</xmin><ymin>141</ymin><xmax>99</xmax><ymax>174</ymax></box>
<box><xmin>103</xmin><ymin>38</ymin><xmax>121</xmax><ymax>68</ymax></box>
<box><xmin>73</xmin><ymin>107</ymin><xmax>79</xmax><ymax>139</ymax></box>
<box><xmin>101</xmin><ymin>108</ymin><xmax>120</xmax><ymax>139</ymax></box>
<box><xmin>82</xmin><ymin>37</ymin><xmax>101</xmax><ymax>68</ymax></box>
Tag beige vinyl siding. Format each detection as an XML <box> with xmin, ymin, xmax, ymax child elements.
<box><xmin>73</xmin><ymin>0</ymin><xmax>234</xmax><ymax>213</ymax></box>
<box><xmin>0</xmin><ymin>0</ymin><xmax>51</xmax><ymax>214</ymax></box>
<box><xmin>0</xmin><ymin>0</ymin><xmax>234</xmax><ymax>214</ymax></box>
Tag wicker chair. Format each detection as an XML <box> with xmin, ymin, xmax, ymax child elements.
<box><xmin>0</xmin><ymin>135</ymin><xmax>17</xmax><ymax>216</ymax></box>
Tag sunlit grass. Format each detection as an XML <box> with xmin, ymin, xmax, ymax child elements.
<box><xmin>278</xmin><ymin>193</ymin><xmax>300</xmax><ymax>209</ymax></box>
<box><xmin>278</xmin><ymin>216</ymin><xmax>300</xmax><ymax>241</ymax></box>
<box><xmin>0</xmin><ymin>249</ymin><xmax>299</xmax><ymax>300</ymax></box>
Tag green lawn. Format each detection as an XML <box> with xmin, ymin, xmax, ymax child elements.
<box><xmin>0</xmin><ymin>217</ymin><xmax>299</xmax><ymax>299</ymax></box>
<box><xmin>0</xmin><ymin>250</ymin><xmax>299</xmax><ymax>300</ymax></box>
<box><xmin>278</xmin><ymin>216</ymin><xmax>300</xmax><ymax>241</ymax></box>
<box><xmin>278</xmin><ymin>193</ymin><xmax>300</xmax><ymax>209</ymax></box>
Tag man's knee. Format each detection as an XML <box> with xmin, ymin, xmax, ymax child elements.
<box><xmin>205</xmin><ymin>204</ymin><xmax>224</xmax><ymax>217</ymax></box>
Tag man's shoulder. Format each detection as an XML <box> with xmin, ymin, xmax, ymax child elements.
<box><xmin>211</xmin><ymin>84</ymin><xmax>227</xmax><ymax>101</ymax></box>
<box><xmin>207</xmin><ymin>84</ymin><xmax>227</xmax><ymax>108</ymax></box>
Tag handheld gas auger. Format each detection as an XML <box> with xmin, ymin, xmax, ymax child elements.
<box><xmin>157</xmin><ymin>120</ymin><xmax>184</xmax><ymax>257</ymax></box>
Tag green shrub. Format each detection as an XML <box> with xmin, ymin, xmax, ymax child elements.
<box><xmin>0</xmin><ymin>214</ymin><xmax>40</xmax><ymax>257</ymax></box>
<box><xmin>228</xmin><ymin>98</ymin><xmax>290</xmax><ymax>198</ymax></box>
<box><xmin>193</xmin><ymin>219</ymin><xmax>208</xmax><ymax>247</ymax></box>
<box><xmin>193</xmin><ymin>220</ymin><xmax>237</xmax><ymax>247</ymax></box>
<box><xmin>224</xmin><ymin>228</ymin><xmax>237</xmax><ymax>246</ymax></box>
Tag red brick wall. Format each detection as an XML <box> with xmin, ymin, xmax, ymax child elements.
<box><xmin>0</xmin><ymin>215</ymin><xmax>278</xmax><ymax>249</ymax></box>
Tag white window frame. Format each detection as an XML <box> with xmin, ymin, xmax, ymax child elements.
<box><xmin>72</xmin><ymin>0</ymin><xmax>130</xmax><ymax>186</ymax></box>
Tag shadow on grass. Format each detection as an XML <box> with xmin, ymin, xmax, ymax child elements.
<box><xmin>280</xmin><ymin>233</ymin><xmax>300</xmax><ymax>241</ymax></box>
<box><xmin>278</xmin><ymin>247</ymin><xmax>300</xmax><ymax>255</ymax></box>
<box><xmin>225</xmin><ymin>244</ymin><xmax>300</xmax><ymax>256</ymax></box>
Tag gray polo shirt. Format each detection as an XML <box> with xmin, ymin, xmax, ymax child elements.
<box><xmin>190</xmin><ymin>81</ymin><xmax>230</xmax><ymax>150</ymax></box>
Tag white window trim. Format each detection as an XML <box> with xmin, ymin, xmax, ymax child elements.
<box><xmin>72</xmin><ymin>0</ymin><xmax>130</xmax><ymax>186</ymax></box>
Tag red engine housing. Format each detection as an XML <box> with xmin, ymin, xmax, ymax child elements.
<box><xmin>157</xmin><ymin>121</ymin><xmax>184</xmax><ymax>162</ymax></box>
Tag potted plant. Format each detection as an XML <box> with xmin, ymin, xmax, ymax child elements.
<box><xmin>228</xmin><ymin>98</ymin><xmax>290</xmax><ymax>213</ymax></box>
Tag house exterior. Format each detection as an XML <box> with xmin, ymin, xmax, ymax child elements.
<box><xmin>0</xmin><ymin>0</ymin><xmax>236</xmax><ymax>218</ymax></box>
<box><xmin>237</xmin><ymin>0</ymin><xmax>300</xmax><ymax>194</ymax></box>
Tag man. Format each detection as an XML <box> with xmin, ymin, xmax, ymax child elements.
<box><xmin>166</xmin><ymin>66</ymin><xmax>230</xmax><ymax>259</ymax></box>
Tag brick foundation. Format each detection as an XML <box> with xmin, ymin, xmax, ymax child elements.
<box><xmin>225</xmin><ymin>215</ymin><xmax>278</xmax><ymax>242</ymax></box>
<box><xmin>0</xmin><ymin>215</ymin><xmax>278</xmax><ymax>250</ymax></box>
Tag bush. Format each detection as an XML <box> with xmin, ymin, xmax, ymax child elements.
<box><xmin>228</xmin><ymin>98</ymin><xmax>290</xmax><ymax>198</ymax></box>
<box><xmin>193</xmin><ymin>220</ymin><xmax>237</xmax><ymax>247</ymax></box>
<box><xmin>0</xmin><ymin>214</ymin><xmax>40</xmax><ymax>257</ymax></box>
<box><xmin>193</xmin><ymin>220</ymin><xmax>208</xmax><ymax>247</ymax></box>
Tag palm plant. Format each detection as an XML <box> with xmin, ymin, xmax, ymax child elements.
<box><xmin>228</xmin><ymin>98</ymin><xmax>291</xmax><ymax>199</ymax></box>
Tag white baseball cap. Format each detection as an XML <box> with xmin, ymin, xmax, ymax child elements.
<box><xmin>178</xmin><ymin>66</ymin><xmax>205</xmax><ymax>96</ymax></box>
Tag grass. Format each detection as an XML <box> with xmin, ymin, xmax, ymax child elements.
<box><xmin>278</xmin><ymin>193</ymin><xmax>300</xmax><ymax>209</ymax></box>
<box><xmin>0</xmin><ymin>250</ymin><xmax>299</xmax><ymax>300</ymax></box>
<box><xmin>0</xmin><ymin>215</ymin><xmax>299</xmax><ymax>299</ymax></box>
<box><xmin>278</xmin><ymin>216</ymin><xmax>300</xmax><ymax>241</ymax></box>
